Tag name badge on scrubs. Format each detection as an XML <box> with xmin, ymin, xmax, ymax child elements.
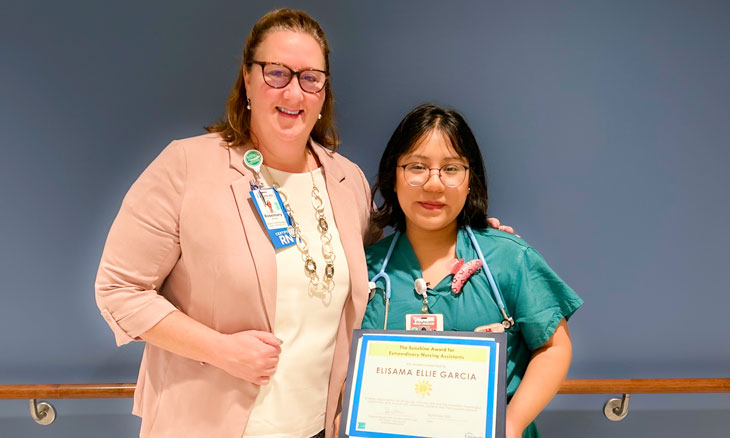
<box><xmin>250</xmin><ymin>187</ymin><xmax>296</xmax><ymax>249</ymax></box>
<box><xmin>406</xmin><ymin>313</ymin><xmax>444</xmax><ymax>331</ymax></box>
<box><xmin>474</xmin><ymin>322</ymin><xmax>506</xmax><ymax>333</ymax></box>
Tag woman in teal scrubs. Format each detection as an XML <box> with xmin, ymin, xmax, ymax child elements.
<box><xmin>362</xmin><ymin>104</ymin><xmax>583</xmax><ymax>438</ymax></box>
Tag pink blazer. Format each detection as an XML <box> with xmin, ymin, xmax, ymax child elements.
<box><xmin>95</xmin><ymin>134</ymin><xmax>374</xmax><ymax>437</ymax></box>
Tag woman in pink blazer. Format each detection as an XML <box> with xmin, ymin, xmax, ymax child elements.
<box><xmin>96</xmin><ymin>9</ymin><xmax>376</xmax><ymax>438</ymax></box>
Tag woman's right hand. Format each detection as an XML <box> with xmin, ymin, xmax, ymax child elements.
<box><xmin>212</xmin><ymin>330</ymin><xmax>282</xmax><ymax>385</ymax></box>
<box><xmin>141</xmin><ymin>311</ymin><xmax>282</xmax><ymax>386</ymax></box>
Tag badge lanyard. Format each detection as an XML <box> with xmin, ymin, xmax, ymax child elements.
<box><xmin>368</xmin><ymin>226</ymin><xmax>514</xmax><ymax>330</ymax></box>
<box><xmin>243</xmin><ymin>149</ymin><xmax>296</xmax><ymax>250</ymax></box>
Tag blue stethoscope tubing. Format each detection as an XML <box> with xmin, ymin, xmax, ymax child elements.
<box><xmin>368</xmin><ymin>230</ymin><xmax>401</xmax><ymax>329</ymax></box>
<box><xmin>465</xmin><ymin>226</ymin><xmax>515</xmax><ymax>328</ymax></box>
<box><xmin>368</xmin><ymin>226</ymin><xmax>515</xmax><ymax>329</ymax></box>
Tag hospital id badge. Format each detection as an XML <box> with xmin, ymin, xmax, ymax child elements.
<box><xmin>474</xmin><ymin>322</ymin><xmax>506</xmax><ymax>333</ymax></box>
<box><xmin>406</xmin><ymin>313</ymin><xmax>444</xmax><ymax>331</ymax></box>
<box><xmin>250</xmin><ymin>188</ymin><xmax>296</xmax><ymax>249</ymax></box>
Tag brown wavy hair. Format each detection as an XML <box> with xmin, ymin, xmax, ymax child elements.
<box><xmin>206</xmin><ymin>8</ymin><xmax>339</xmax><ymax>150</ymax></box>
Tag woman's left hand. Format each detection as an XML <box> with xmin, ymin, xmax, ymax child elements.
<box><xmin>487</xmin><ymin>217</ymin><xmax>517</xmax><ymax>236</ymax></box>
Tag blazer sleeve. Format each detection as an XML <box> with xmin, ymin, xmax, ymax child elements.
<box><xmin>355</xmin><ymin>164</ymin><xmax>382</xmax><ymax>247</ymax></box>
<box><xmin>95</xmin><ymin>141</ymin><xmax>186</xmax><ymax>346</ymax></box>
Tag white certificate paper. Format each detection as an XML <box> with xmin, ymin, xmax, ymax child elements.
<box><xmin>341</xmin><ymin>331</ymin><xmax>506</xmax><ymax>438</ymax></box>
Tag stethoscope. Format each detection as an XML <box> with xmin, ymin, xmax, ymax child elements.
<box><xmin>368</xmin><ymin>225</ymin><xmax>515</xmax><ymax>330</ymax></box>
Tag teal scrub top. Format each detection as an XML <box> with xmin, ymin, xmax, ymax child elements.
<box><xmin>362</xmin><ymin>228</ymin><xmax>583</xmax><ymax>438</ymax></box>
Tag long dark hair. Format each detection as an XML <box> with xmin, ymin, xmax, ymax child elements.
<box><xmin>371</xmin><ymin>104</ymin><xmax>489</xmax><ymax>231</ymax></box>
<box><xmin>206</xmin><ymin>8</ymin><xmax>339</xmax><ymax>150</ymax></box>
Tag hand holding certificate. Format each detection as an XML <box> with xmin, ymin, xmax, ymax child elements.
<box><xmin>340</xmin><ymin>330</ymin><xmax>506</xmax><ymax>438</ymax></box>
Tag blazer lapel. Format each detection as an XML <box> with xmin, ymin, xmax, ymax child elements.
<box><xmin>229</xmin><ymin>146</ymin><xmax>276</xmax><ymax>330</ymax></box>
<box><xmin>311</xmin><ymin>145</ymin><xmax>368</xmax><ymax>321</ymax></box>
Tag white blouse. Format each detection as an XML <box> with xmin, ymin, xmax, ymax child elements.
<box><xmin>243</xmin><ymin>166</ymin><xmax>350</xmax><ymax>438</ymax></box>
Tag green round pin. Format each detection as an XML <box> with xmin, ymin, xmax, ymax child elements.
<box><xmin>243</xmin><ymin>149</ymin><xmax>263</xmax><ymax>174</ymax></box>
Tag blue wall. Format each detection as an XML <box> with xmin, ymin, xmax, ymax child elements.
<box><xmin>1</xmin><ymin>0</ymin><xmax>729</xmax><ymax>436</ymax></box>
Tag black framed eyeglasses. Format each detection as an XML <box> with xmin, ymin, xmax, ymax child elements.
<box><xmin>398</xmin><ymin>162</ymin><xmax>470</xmax><ymax>188</ymax></box>
<box><xmin>247</xmin><ymin>61</ymin><xmax>328</xmax><ymax>93</ymax></box>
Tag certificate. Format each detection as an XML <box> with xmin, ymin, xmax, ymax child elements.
<box><xmin>340</xmin><ymin>330</ymin><xmax>506</xmax><ymax>438</ymax></box>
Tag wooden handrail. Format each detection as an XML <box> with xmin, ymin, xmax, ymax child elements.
<box><xmin>0</xmin><ymin>383</ymin><xmax>136</xmax><ymax>399</ymax></box>
<box><xmin>0</xmin><ymin>378</ymin><xmax>728</xmax><ymax>399</ymax></box>
<box><xmin>559</xmin><ymin>378</ymin><xmax>730</xmax><ymax>394</ymax></box>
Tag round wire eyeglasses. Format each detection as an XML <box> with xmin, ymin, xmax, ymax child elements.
<box><xmin>397</xmin><ymin>162</ymin><xmax>469</xmax><ymax>188</ymax></box>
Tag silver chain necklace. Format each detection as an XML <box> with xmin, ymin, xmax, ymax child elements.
<box><xmin>263</xmin><ymin>154</ymin><xmax>336</xmax><ymax>301</ymax></box>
